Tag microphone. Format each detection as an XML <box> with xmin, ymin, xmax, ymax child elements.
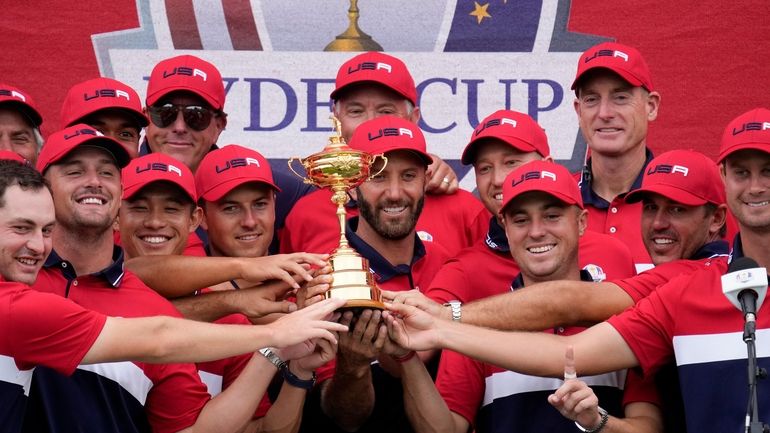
<box><xmin>721</xmin><ymin>257</ymin><xmax>768</xmax><ymax>321</ymax></box>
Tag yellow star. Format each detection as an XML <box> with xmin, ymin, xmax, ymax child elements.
<box><xmin>469</xmin><ymin>2</ymin><xmax>491</xmax><ymax>25</ymax></box>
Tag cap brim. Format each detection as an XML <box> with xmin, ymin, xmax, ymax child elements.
<box><xmin>0</xmin><ymin>100</ymin><xmax>42</xmax><ymax>127</ymax></box>
<box><xmin>717</xmin><ymin>142</ymin><xmax>770</xmax><ymax>163</ymax></box>
<box><xmin>201</xmin><ymin>178</ymin><xmax>281</xmax><ymax>202</ymax></box>
<box><xmin>124</xmin><ymin>179</ymin><xmax>195</xmax><ymax>202</ymax></box>
<box><xmin>146</xmin><ymin>87</ymin><xmax>221</xmax><ymax>111</ymax></box>
<box><xmin>625</xmin><ymin>185</ymin><xmax>707</xmax><ymax>206</ymax></box>
<box><xmin>80</xmin><ymin>138</ymin><xmax>132</xmax><ymax>168</ymax></box>
<box><xmin>331</xmin><ymin>80</ymin><xmax>415</xmax><ymax>106</ymax></box>
<box><xmin>501</xmin><ymin>189</ymin><xmax>582</xmax><ymax>214</ymax></box>
<box><xmin>571</xmin><ymin>66</ymin><xmax>645</xmax><ymax>91</ymax></box>
<box><xmin>461</xmin><ymin>136</ymin><xmax>541</xmax><ymax>165</ymax></box>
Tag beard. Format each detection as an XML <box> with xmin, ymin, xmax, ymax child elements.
<box><xmin>356</xmin><ymin>187</ymin><xmax>425</xmax><ymax>240</ymax></box>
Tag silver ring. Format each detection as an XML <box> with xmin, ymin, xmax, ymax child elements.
<box><xmin>441</xmin><ymin>176</ymin><xmax>451</xmax><ymax>184</ymax></box>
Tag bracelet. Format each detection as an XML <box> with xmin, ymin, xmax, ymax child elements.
<box><xmin>283</xmin><ymin>366</ymin><xmax>316</xmax><ymax>390</ymax></box>
<box><xmin>393</xmin><ymin>351</ymin><xmax>417</xmax><ymax>363</ymax></box>
<box><xmin>575</xmin><ymin>407</ymin><xmax>608</xmax><ymax>433</ymax></box>
<box><xmin>443</xmin><ymin>300</ymin><xmax>462</xmax><ymax>322</ymax></box>
<box><xmin>258</xmin><ymin>347</ymin><xmax>287</xmax><ymax>371</ymax></box>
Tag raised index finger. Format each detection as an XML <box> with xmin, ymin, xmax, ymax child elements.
<box><xmin>564</xmin><ymin>345</ymin><xmax>577</xmax><ymax>381</ymax></box>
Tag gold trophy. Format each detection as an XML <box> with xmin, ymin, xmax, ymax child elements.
<box><xmin>288</xmin><ymin>116</ymin><xmax>387</xmax><ymax>309</ymax></box>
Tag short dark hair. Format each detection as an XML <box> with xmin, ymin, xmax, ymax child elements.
<box><xmin>0</xmin><ymin>160</ymin><xmax>50</xmax><ymax>209</ymax></box>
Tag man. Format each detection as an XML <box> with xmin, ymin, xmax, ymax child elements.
<box><xmin>385</xmin><ymin>107</ymin><xmax>770</xmax><ymax>432</ymax></box>
<box><xmin>118</xmin><ymin>151</ymin><xmax>333</xmax><ymax>433</ymax></box>
<box><xmin>25</xmin><ymin>123</ymin><xmax>346</xmax><ymax>433</ymax></box>
<box><xmin>397</xmin><ymin>160</ymin><xmax>660</xmax><ymax>433</ymax></box>
<box><xmin>0</xmin><ymin>157</ymin><xmax>347</xmax><ymax>433</ymax></box>
<box><xmin>423</xmin><ymin>149</ymin><xmax>728</xmax><ymax>332</ymax></box>
<box><xmin>280</xmin><ymin>51</ymin><xmax>489</xmax><ymax>257</ymax></box>
<box><xmin>418</xmin><ymin>109</ymin><xmax>635</xmax><ymax>308</ymax></box>
<box><xmin>571</xmin><ymin>42</ymin><xmax>661</xmax><ymax>271</ymax></box>
<box><xmin>60</xmin><ymin>77</ymin><xmax>149</xmax><ymax>158</ymax></box>
<box><xmin>0</xmin><ymin>84</ymin><xmax>43</xmax><ymax>165</ymax></box>
<box><xmin>128</xmin><ymin>144</ymin><xmax>306</xmax><ymax>321</ymax></box>
<box><xmin>308</xmin><ymin>115</ymin><xmax>451</xmax><ymax>433</ymax></box>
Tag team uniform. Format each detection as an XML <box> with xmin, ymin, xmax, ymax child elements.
<box><xmin>280</xmin><ymin>188</ymin><xmax>489</xmax><ymax>257</ymax></box>
<box><xmin>425</xmin><ymin>216</ymin><xmax>637</xmax><ymax>304</ymax></box>
<box><xmin>0</xmin><ymin>280</ymin><xmax>107</xmax><ymax>433</ymax></box>
<box><xmin>25</xmin><ymin>248</ymin><xmax>213</xmax><ymax>433</ymax></box>
<box><xmin>305</xmin><ymin>216</ymin><xmax>449</xmax><ymax>433</ymax></box>
<box><xmin>577</xmin><ymin>150</ymin><xmax>654</xmax><ymax>273</ymax></box>
<box><xmin>436</xmin><ymin>271</ymin><xmax>641</xmax><ymax>433</ymax></box>
<box><xmin>607</xmin><ymin>235</ymin><xmax>770</xmax><ymax>432</ymax></box>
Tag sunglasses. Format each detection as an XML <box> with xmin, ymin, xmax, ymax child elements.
<box><xmin>147</xmin><ymin>104</ymin><xmax>217</xmax><ymax>131</ymax></box>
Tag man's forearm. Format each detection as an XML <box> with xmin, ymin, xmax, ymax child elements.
<box><xmin>126</xmin><ymin>255</ymin><xmax>244</xmax><ymax>298</ymax></box>
<box><xmin>460</xmin><ymin>281</ymin><xmax>632</xmax><ymax>331</ymax></box>
<box><xmin>172</xmin><ymin>291</ymin><xmax>240</xmax><ymax>322</ymax></box>
<box><xmin>253</xmin><ymin>366</ymin><xmax>313</xmax><ymax>433</ymax></box>
<box><xmin>193</xmin><ymin>354</ymin><xmax>278</xmax><ymax>433</ymax></box>
<box><xmin>321</xmin><ymin>362</ymin><xmax>375</xmax><ymax>431</ymax></box>
<box><xmin>437</xmin><ymin>321</ymin><xmax>637</xmax><ymax>378</ymax></box>
<box><xmin>401</xmin><ymin>356</ymin><xmax>464</xmax><ymax>433</ymax></box>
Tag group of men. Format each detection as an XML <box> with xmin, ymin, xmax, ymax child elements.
<box><xmin>0</xmin><ymin>38</ymin><xmax>765</xmax><ymax>433</ymax></box>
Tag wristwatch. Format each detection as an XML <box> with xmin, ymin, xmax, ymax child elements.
<box><xmin>575</xmin><ymin>407</ymin><xmax>609</xmax><ymax>433</ymax></box>
<box><xmin>259</xmin><ymin>347</ymin><xmax>288</xmax><ymax>371</ymax></box>
<box><xmin>443</xmin><ymin>300</ymin><xmax>462</xmax><ymax>322</ymax></box>
<box><xmin>258</xmin><ymin>347</ymin><xmax>316</xmax><ymax>390</ymax></box>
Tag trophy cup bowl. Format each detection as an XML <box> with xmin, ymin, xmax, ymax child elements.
<box><xmin>288</xmin><ymin>119</ymin><xmax>387</xmax><ymax>310</ymax></box>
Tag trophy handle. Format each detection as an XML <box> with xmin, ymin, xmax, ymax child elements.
<box><xmin>367</xmin><ymin>154</ymin><xmax>388</xmax><ymax>180</ymax></box>
<box><xmin>287</xmin><ymin>157</ymin><xmax>316</xmax><ymax>185</ymax></box>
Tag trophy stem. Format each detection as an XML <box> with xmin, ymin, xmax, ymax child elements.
<box><xmin>331</xmin><ymin>186</ymin><xmax>352</xmax><ymax>251</ymax></box>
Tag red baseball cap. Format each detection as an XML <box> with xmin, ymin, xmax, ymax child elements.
<box><xmin>330</xmin><ymin>52</ymin><xmax>417</xmax><ymax>106</ymax></box>
<box><xmin>61</xmin><ymin>78</ymin><xmax>149</xmax><ymax>128</ymax></box>
<box><xmin>571</xmin><ymin>42</ymin><xmax>654</xmax><ymax>92</ymax></box>
<box><xmin>348</xmin><ymin>115</ymin><xmax>432</xmax><ymax>165</ymax></box>
<box><xmin>626</xmin><ymin>149</ymin><xmax>724</xmax><ymax>206</ymax></box>
<box><xmin>122</xmin><ymin>153</ymin><xmax>196</xmax><ymax>202</ymax></box>
<box><xmin>0</xmin><ymin>84</ymin><xmax>43</xmax><ymax>127</ymax></box>
<box><xmin>500</xmin><ymin>160</ymin><xmax>583</xmax><ymax>213</ymax></box>
<box><xmin>146</xmin><ymin>55</ymin><xmax>225</xmax><ymax>110</ymax></box>
<box><xmin>36</xmin><ymin>124</ymin><xmax>131</xmax><ymax>173</ymax></box>
<box><xmin>0</xmin><ymin>150</ymin><xmax>27</xmax><ymax>163</ymax></box>
<box><xmin>195</xmin><ymin>144</ymin><xmax>280</xmax><ymax>202</ymax></box>
<box><xmin>717</xmin><ymin>108</ymin><xmax>770</xmax><ymax>162</ymax></box>
<box><xmin>461</xmin><ymin>109</ymin><xmax>550</xmax><ymax>165</ymax></box>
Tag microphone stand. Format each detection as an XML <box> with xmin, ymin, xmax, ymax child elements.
<box><xmin>742</xmin><ymin>313</ymin><xmax>768</xmax><ymax>433</ymax></box>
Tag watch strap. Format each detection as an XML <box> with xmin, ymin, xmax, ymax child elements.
<box><xmin>575</xmin><ymin>406</ymin><xmax>609</xmax><ymax>433</ymax></box>
<box><xmin>258</xmin><ymin>347</ymin><xmax>287</xmax><ymax>371</ymax></box>
<box><xmin>443</xmin><ymin>300</ymin><xmax>462</xmax><ymax>322</ymax></box>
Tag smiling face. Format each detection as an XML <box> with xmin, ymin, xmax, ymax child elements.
<box><xmin>119</xmin><ymin>182</ymin><xmax>200</xmax><ymax>259</ymax></box>
<box><xmin>0</xmin><ymin>185</ymin><xmax>55</xmax><ymax>284</ymax></box>
<box><xmin>145</xmin><ymin>92</ymin><xmax>226</xmax><ymax>173</ymax></box>
<box><xmin>640</xmin><ymin>193</ymin><xmax>725</xmax><ymax>265</ymax></box>
<box><xmin>45</xmin><ymin>146</ymin><xmax>122</xmax><ymax>235</ymax></box>
<box><xmin>355</xmin><ymin>150</ymin><xmax>426</xmax><ymax>241</ymax></box>
<box><xmin>201</xmin><ymin>182</ymin><xmax>276</xmax><ymax>258</ymax></box>
<box><xmin>722</xmin><ymin>149</ymin><xmax>770</xmax><ymax>234</ymax></box>
<box><xmin>502</xmin><ymin>191</ymin><xmax>586</xmax><ymax>285</ymax></box>
<box><xmin>573</xmin><ymin>70</ymin><xmax>659</xmax><ymax>158</ymax></box>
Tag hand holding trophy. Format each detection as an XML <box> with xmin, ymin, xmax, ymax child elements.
<box><xmin>288</xmin><ymin>116</ymin><xmax>387</xmax><ymax>309</ymax></box>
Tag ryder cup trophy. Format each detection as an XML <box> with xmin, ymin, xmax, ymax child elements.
<box><xmin>288</xmin><ymin>116</ymin><xmax>387</xmax><ymax>309</ymax></box>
